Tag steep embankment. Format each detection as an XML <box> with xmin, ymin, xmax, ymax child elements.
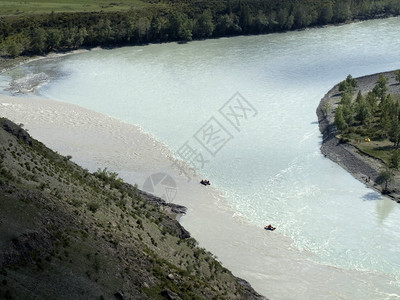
<box><xmin>0</xmin><ymin>118</ymin><xmax>265</xmax><ymax>299</ymax></box>
<box><xmin>317</xmin><ymin>71</ymin><xmax>400</xmax><ymax>202</ymax></box>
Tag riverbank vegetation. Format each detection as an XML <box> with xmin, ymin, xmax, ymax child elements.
<box><xmin>0</xmin><ymin>118</ymin><xmax>263</xmax><ymax>299</ymax></box>
<box><xmin>334</xmin><ymin>72</ymin><xmax>400</xmax><ymax>192</ymax></box>
<box><xmin>1</xmin><ymin>0</ymin><xmax>400</xmax><ymax>58</ymax></box>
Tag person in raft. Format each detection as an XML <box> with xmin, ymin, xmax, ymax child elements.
<box><xmin>200</xmin><ymin>180</ymin><xmax>210</xmax><ymax>185</ymax></box>
<box><xmin>264</xmin><ymin>224</ymin><xmax>276</xmax><ymax>231</ymax></box>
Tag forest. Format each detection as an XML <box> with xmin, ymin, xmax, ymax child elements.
<box><xmin>1</xmin><ymin>0</ymin><xmax>400</xmax><ymax>57</ymax></box>
<box><xmin>333</xmin><ymin>72</ymin><xmax>400</xmax><ymax>190</ymax></box>
<box><xmin>334</xmin><ymin>73</ymin><xmax>400</xmax><ymax>150</ymax></box>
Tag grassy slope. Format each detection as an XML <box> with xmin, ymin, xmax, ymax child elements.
<box><xmin>0</xmin><ymin>0</ymin><xmax>150</xmax><ymax>16</ymax></box>
<box><xmin>0</xmin><ymin>118</ymin><xmax>264</xmax><ymax>300</ymax></box>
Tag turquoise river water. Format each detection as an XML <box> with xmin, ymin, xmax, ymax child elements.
<box><xmin>1</xmin><ymin>17</ymin><xmax>400</xmax><ymax>299</ymax></box>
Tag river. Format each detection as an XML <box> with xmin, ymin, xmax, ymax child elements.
<box><xmin>1</xmin><ymin>17</ymin><xmax>400</xmax><ymax>299</ymax></box>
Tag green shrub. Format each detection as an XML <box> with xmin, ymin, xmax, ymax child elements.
<box><xmin>88</xmin><ymin>200</ymin><xmax>100</xmax><ymax>213</ymax></box>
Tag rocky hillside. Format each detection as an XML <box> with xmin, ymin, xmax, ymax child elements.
<box><xmin>0</xmin><ymin>118</ymin><xmax>265</xmax><ymax>300</ymax></box>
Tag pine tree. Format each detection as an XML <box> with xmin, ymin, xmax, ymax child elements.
<box><xmin>376</xmin><ymin>167</ymin><xmax>393</xmax><ymax>193</ymax></box>
<box><xmin>355</xmin><ymin>97</ymin><xmax>371</xmax><ymax>124</ymax></box>
<box><xmin>334</xmin><ymin>105</ymin><xmax>348</xmax><ymax>131</ymax></box>
<box><xmin>373</xmin><ymin>74</ymin><xmax>388</xmax><ymax>101</ymax></box>
<box><xmin>395</xmin><ymin>70</ymin><xmax>400</xmax><ymax>84</ymax></box>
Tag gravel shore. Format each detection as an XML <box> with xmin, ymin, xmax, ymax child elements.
<box><xmin>317</xmin><ymin>70</ymin><xmax>400</xmax><ymax>202</ymax></box>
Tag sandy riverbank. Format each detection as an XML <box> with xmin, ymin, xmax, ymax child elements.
<box><xmin>317</xmin><ymin>70</ymin><xmax>400</xmax><ymax>202</ymax></box>
<box><xmin>0</xmin><ymin>48</ymin><xmax>102</xmax><ymax>75</ymax></box>
<box><xmin>2</xmin><ymin>93</ymin><xmax>400</xmax><ymax>299</ymax></box>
